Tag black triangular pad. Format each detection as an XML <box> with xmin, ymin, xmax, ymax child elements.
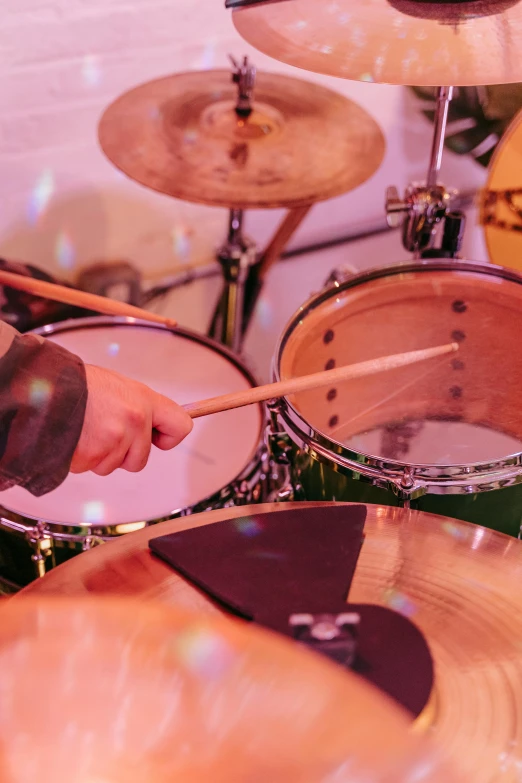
<box><xmin>149</xmin><ymin>505</ymin><xmax>434</xmax><ymax>717</ymax></box>
<box><xmin>150</xmin><ymin>505</ymin><xmax>367</xmax><ymax>617</ymax></box>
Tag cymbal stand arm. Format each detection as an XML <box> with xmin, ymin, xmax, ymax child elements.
<box><xmin>427</xmin><ymin>86</ymin><xmax>453</xmax><ymax>188</ymax></box>
<box><xmin>386</xmin><ymin>85</ymin><xmax>455</xmax><ymax>255</ymax></box>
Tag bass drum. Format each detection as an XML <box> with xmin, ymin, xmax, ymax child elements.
<box><xmin>0</xmin><ymin>317</ymin><xmax>266</xmax><ymax>590</ymax></box>
<box><xmin>272</xmin><ymin>259</ymin><xmax>522</xmax><ymax>537</ymax></box>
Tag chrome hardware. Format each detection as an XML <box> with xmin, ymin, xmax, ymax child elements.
<box><xmin>386</xmin><ymin>85</ymin><xmax>456</xmax><ymax>254</ymax></box>
<box><xmin>208</xmin><ymin>208</ymin><xmax>257</xmax><ymax>352</ymax></box>
<box><xmin>323</xmin><ymin>264</ymin><xmax>358</xmax><ymax>289</ymax></box>
<box><xmin>26</xmin><ymin>521</ymin><xmax>53</xmax><ymax>579</ymax></box>
<box><xmin>289</xmin><ymin>612</ymin><xmax>360</xmax><ymax>667</ymax></box>
<box><xmin>82</xmin><ymin>535</ymin><xmax>105</xmax><ymax>551</ymax></box>
<box><xmin>386</xmin><ymin>182</ymin><xmax>454</xmax><ymax>254</ymax></box>
<box><xmin>229</xmin><ymin>54</ymin><xmax>256</xmax><ymax>117</ymax></box>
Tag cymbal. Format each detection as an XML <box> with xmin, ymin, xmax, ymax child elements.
<box><xmin>0</xmin><ymin>598</ymin><xmax>458</xmax><ymax>782</ymax></box>
<box><xmin>481</xmin><ymin>107</ymin><xmax>522</xmax><ymax>271</ymax></box>
<box><xmin>98</xmin><ymin>70</ymin><xmax>385</xmax><ymax>209</ymax></box>
<box><xmin>19</xmin><ymin>501</ymin><xmax>522</xmax><ymax>781</ymax></box>
<box><xmin>231</xmin><ymin>0</ymin><xmax>522</xmax><ymax>87</ymax></box>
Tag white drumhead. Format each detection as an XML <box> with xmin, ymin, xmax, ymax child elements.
<box><xmin>0</xmin><ymin>321</ymin><xmax>263</xmax><ymax>526</ymax></box>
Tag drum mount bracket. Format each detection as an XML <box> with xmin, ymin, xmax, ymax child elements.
<box><xmin>386</xmin><ymin>182</ymin><xmax>454</xmax><ymax>253</ymax></box>
<box><xmin>386</xmin><ymin>86</ymin><xmax>457</xmax><ymax>255</ymax></box>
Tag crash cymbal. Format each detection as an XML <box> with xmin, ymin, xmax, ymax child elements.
<box><xmin>98</xmin><ymin>69</ymin><xmax>385</xmax><ymax>209</ymax></box>
<box><xmin>0</xmin><ymin>598</ymin><xmax>459</xmax><ymax>782</ymax></box>
<box><xmin>19</xmin><ymin>501</ymin><xmax>522</xmax><ymax>781</ymax></box>
<box><xmin>231</xmin><ymin>0</ymin><xmax>522</xmax><ymax>87</ymax></box>
<box><xmin>481</xmin><ymin>107</ymin><xmax>522</xmax><ymax>272</ymax></box>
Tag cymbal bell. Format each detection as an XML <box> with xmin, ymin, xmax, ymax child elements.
<box><xmin>0</xmin><ymin>598</ymin><xmax>459</xmax><ymax>782</ymax></box>
<box><xmin>98</xmin><ymin>69</ymin><xmax>385</xmax><ymax>210</ymax></box>
<box><xmin>231</xmin><ymin>0</ymin><xmax>522</xmax><ymax>87</ymax></box>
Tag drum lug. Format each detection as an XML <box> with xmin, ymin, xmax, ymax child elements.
<box><xmin>392</xmin><ymin>467</ymin><xmax>424</xmax><ymax>501</ymax></box>
<box><xmin>322</xmin><ymin>264</ymin><xmax>358</xmax><ymax>289</ymax></box>
<box><xmin>26</xmin><ymin>521</ymin><xmax>52</xmax><ymax>579</ymax></box>
<box><xmin>266</xmin><ymin>426</ymin><xmax>293</xmax><ymax>466</ymax></box>
<box><xmin>82</xmin><ymin>535</ymin><xmax>105</xmax><ymax>551</ymax></box>
<box><xmin>265</xmin><ymin>426</ymin><xmax>303</xmax><ymax>502</ymax></box>
<box><xmin>269</xmin><ymin>482</ymin><xmax>301</xmax><ymax>503</ymax></box>
<box><xmin>233</xmin><ymin>480</ymin><xmax>251</xmax><ymax>506</ymax></box>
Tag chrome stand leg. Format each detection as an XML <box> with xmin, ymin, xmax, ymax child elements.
<box><xmin>208</xmin><ymin>208</ymin><xmax>256</xmax><ymax>353</ymax></box>
<box><xmin>427</xmin><ymin>86</ymin><xmax>454</xmax><ymax>188</ymax></box>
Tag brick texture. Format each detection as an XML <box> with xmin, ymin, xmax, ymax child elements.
<box><xmin>0</xmin><ymin>0</ymin><xmax>487</xmax><ymax>291</ymax></box>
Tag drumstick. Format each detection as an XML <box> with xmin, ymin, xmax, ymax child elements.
<box><xmin>0</xmin><ymin>269</ymin><xmax>177</xmax><ymax>328</ymax></box>
<box><xmin>184</xmin><ymin>342</ymin><xmax>458</xmax><ymax>419</ymax></box>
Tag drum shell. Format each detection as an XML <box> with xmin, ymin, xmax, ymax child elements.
<box><xmin>272</xmin><ymin>259</ymin><xmax>522</xmax><ymax>538</ymax></box>
<box><xmin>0</xmin><ymin>317</ymin><xmax>267</xmax><ymax>591</ymax></box>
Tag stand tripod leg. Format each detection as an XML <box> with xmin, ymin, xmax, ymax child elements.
<box><xmin>208</xmin><ymin>259</ymin><xmax>249</xmax><ymax>353</ymax></box>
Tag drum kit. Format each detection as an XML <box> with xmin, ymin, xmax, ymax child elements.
<box><xmin>3</xmin><ymin>0</ymin><xmax>522</xmax><ymax>780</ymax></box>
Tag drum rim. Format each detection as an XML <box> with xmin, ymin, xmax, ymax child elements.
<box><xmin>0</xmin><ymin>316</ymin><xmax>266</xmax><ymax>530</ymax></box>
<box><xmin>273</xmin><ymin>258</ymin><xmax>522</xmax><ymax>495</ymax></box>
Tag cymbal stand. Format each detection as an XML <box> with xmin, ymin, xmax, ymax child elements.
<box><xmin>207</xmin><ymin>55</ymin><xmax>258</xmax><ymax>353</ymax></box>
<box><xmin>386</xmin><ymin>86</ymin><xmax>458</xmax><ymax>255</ymax></box>
<box><xmin>208</xmin><ymin>207</ymin><xmax>257</xmax><ymax>351</ymax></box>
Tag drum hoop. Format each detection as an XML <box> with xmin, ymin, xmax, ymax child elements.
<box><xmin>273</xmin><ymin>258</ymin><xmax>522</xmax><ymax>493</ymax></box>
<box><xmin>0</xmin><ymin>316</ymin><xmax>266</xmax><ymax>532</ymax></box>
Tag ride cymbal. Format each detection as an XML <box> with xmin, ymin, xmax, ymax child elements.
<box><xmin>98</xmin><ymin>69</ymin><xmax>385</xmax><ymax>209</ymax></box>
<box><xmin>230</xmin><ymin>0</ymin><xmax>522</xmax><ymax>87</ymax></box>
<box><xmin>0</xmin><ymin>598</ymin><xmax>459</xmax><ymax>782</ymax></box>
<box><xmin>480</xmin><ymin>107</ymin><xmax>522</xmax><ymax>271</ymax></box>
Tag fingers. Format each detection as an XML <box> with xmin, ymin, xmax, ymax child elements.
<box><xmin>71</xmin><ymin>366</ymin><xmax>193</xmax><ymax>479</ymax></box>
<box><xmin>151</xmin><ymin>392</ymin><xmax>193</xmax><ymax>451</ymax></box>
<box><xmin>120</xmin><ymin>436</ymin><xmax>152</xmax><ymax>473</ymax></box>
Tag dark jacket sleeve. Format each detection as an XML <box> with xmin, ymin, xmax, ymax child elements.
<box><xmin>0</xmin><ymin>321</ymin><xmax>87</xmax><ymax>496</ymax></box>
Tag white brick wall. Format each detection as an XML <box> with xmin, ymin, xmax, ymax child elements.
<box><xmin>0</xmin><ymin>0</ymin><xmax>487</xmax><ymax>293</ymax></box>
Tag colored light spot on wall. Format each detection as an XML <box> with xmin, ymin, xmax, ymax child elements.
<box><xmin>55</xmin><ymin>232</ymin><xmax>76</xmax><ymax>270</ymax></box>
<box><xmin>172</xmin><ymin>224</ymin><xmax>192</xmax><ymax>262</ymax></box>
<box><xmin>199</xmin><ymin>39</ymin><xmax>217</xmax><ymax>70</ymax></box>
<box><xmin>108</xmin><ymin>343</ymin><xmax>120</xmax><ymax>357</ymax></box>
<box><xmin>27</xmin><ymin>169</ymin><xmax>54</xmax><ymax>225</ymax></box>
<box><xmin>82</xmin><ymin>54</ymin><xmax>102</xmax><ymax>88</ymax></box>
<box><xmin>256</xmin><ymin>296</ymin><xmax>273</xmax><ymax>329</ymax></box>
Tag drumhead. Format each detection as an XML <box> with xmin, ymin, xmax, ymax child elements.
<box><xmin>276</xmin><ymin>260</ymin><xmax>522</xmax><ymax>473</ymax></box>
<box><xmin>0</xmin><ymin>319</ymin><xmax>263</xmax><ymax>526</ymax></box>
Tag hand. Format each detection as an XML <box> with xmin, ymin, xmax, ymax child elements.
<box><xmin>70</xmin><ymin>364</ymin><xmax>193</xmax><ymax>476</ymax></box>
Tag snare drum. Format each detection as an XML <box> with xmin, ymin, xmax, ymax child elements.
<box><xmin>0</xmin><ymin>317</ymin><xmax>266</xmax><ymax>590</ymax></box>
<box><xmin>271</xmin><ymin>259</ymin><xmax>522</xmax><ymax>537</ymax></box>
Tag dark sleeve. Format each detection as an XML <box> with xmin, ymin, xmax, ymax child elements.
<box><xmin>0</xmin><ymin>321</ymin><xmax>87</xmax><ymax>496</ymax></box>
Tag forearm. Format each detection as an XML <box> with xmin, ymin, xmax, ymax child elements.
<box><xmin>0</xmin><ymin>321</ymin><xmax>87</xmax><ymax>496</ymax></box>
